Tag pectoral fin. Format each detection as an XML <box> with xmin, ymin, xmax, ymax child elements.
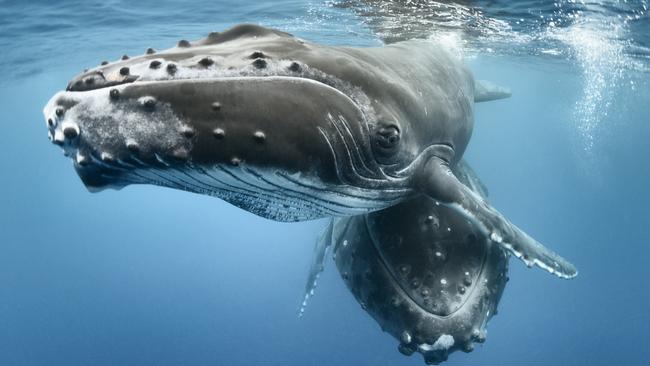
<box><xmin>453</xmin><ymin>159</ymin><xmax>489</xmax><ymax>199</ymax></box>
<box><xmin>474</xmin><ymin>80</ymin><xmax>511</xmax><ymax>103</ymax></box>
<box><xmin>298</xmin><ymin>219</ymin><xmax>334</xmax><ymax>317</ymax></box>
<box><xmin>416</xmin><ymin>157</ymin><xmax>577</xmax><ymax>279</ymax></box>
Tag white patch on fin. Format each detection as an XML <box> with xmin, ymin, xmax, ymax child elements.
<box><xmin>422</xmin><ymin>158</ymin><xmax>577</xmax><ymax>280</ymax></box>
<box><xmin>451</xmin><ymin>200</ymin><xmax>577</xmax><ymax>279</ymax></box>
<box><xmin>495</xmin><ymin>228</ymin><xmax>578</xmax><ymax>279</ymax></box>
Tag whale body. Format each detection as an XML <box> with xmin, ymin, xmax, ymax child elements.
<box><xmin>43</xmin><ymin>24</ymin><xmax>575</xmax><ymax>278</ymax></box>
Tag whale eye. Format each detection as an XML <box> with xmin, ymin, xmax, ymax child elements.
<box><xmin>376</xmin><ymin>125</ymin><xmax>400</xmax><ymax>149</ymax></box>
<box><xmin>372</xmin><ymin>124</ymin><xmax>401</xmax><ymax>164</ymax></box>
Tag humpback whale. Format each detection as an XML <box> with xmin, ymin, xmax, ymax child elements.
<box><xmin>301</xmin><ymin>161</ymin><xmax>509</xmax><ymax>365</ymax></box>
<box><xmin>42</xmin><ymin>24</ymin><xmax>576</xmax><ymax>278</ymax></box>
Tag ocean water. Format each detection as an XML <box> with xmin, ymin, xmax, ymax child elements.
<box><xmin>0</xmin><ymin>0</ymin><xmax>649</xmax><ymax>365</ymax></box>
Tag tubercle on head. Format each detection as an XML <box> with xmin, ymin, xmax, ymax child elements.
<box><xmin>66</xmin><ymin>25</ymin><xmax>311</xmax><ymax>94</ymax></box>
<box><xmin>46</xmin><ymin>80</ymin><xmax>287</xmax><ymax>179</ymax></box>
<box><xmin>45</xmin><ymin>85</ymin><xmax>190</xmax><ymax>169</ymax></box>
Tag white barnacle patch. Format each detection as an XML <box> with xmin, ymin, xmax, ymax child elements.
<box><xmin>100</xmin><ymin>152</ymin><xmax>114</xmax><ymax>162</ymax></box>
<box><xmin>489</xmin><ymin>231</ymin><xmax>503</xmax><ymax>243</ymax></box>
<box><xmin>138</xmin><ymin>96</ymin><xmax>157</xmax><ymax>109</ymax></box>
<box><xmin>75</xmin><ymin>151</ymin><xmax>88</xmax><ymax>165</ymax></box>
<box><xmin>53</xmin><ymin>129</ymin><xmax>65</xmax><ymax>145</ymax></box>
<box><xmin>43</xmin><ymin>86</ymin><xmax>192</xmax><ymax>168</ymax></box>
<box><xmin>433</xmin><ymin>334</ymin><xmax>455</xmax><ymax>351</ymax></box>
<box><xmin>418</xmin><ymin>334</ymin><xmax>455</xmax><ymax>353</ymax></box>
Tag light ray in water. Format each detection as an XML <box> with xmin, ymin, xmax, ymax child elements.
<box><xmin>547</xmin><ymin>12</ymin><xmax>642</xmax><ymax>176</ymax></box>
<box><xmin>553</xmin><ymin>21</ymin><xmax>625</xmax><ymax>149</ymax></box>
<box><xmin>330</xmin><ymin>0</ymin><xmax>648</xmax><ymax>179</ymax></box>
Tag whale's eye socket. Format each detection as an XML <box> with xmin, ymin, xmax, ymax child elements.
<box><xmin>373</xmin><ymin>124</ymin><xmax>401</xmax><ymax>164</ymax></box>
<box><xmin>376</xmin><ymin>125</ymin><xmax>400</xmax><ymax>150</ymax></box>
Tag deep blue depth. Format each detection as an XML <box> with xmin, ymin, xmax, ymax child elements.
<box><xmin>0</xmin><ymin>1</ymin><xmax>649</xmax><ymax>365</ymax></box>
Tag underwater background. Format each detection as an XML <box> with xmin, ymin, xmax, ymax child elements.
<box><xmin>0</xmin><ymin>0</ymin><xmax>648</xmax><ymax>365</ymax></box>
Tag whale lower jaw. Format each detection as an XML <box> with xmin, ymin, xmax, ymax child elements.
<box><xmin>86</xmin><ymin>159</ymin><xmax>411</xmax><ymax>222</ymax></box>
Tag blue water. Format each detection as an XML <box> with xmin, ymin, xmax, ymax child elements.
<box><xmin>1</xmin><ymin>1</ymin><xmax>649</xmax><ymax>365</ymax></box>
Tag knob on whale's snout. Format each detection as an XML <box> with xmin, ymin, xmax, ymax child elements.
<box><xmin>66</xmin><ymin>68</ymin><xmax>138</xmax><ymax>92</ymax></box>
<box><xmin>66</xmin><ymin>70</ymin><xmax>107</xmax><ymax>91</ymax></box>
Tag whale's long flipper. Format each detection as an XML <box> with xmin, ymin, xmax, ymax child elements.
<box><xmin>474</xmin><ymin>80</ymin><xmax>511</xmax><ymax>102</ymax></box>
<box><xmin>298</xmin><ymin>220</ymin><xmax>334</xmax><ymax>317</ymax></box>
<box><xmin>417</xmin><ymin>157</ymin><xmax>578</xmax><ymax>279</ymax></box>
<box><xmin>454</xmin><ymin>160</ymin><xmax>489</xmax><ymax>199</ymax></box>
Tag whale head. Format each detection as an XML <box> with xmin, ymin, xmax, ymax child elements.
<box><xmin>44</xmin><ymin>73</ymin><xmax>367</xmax><ymax>194</ymax></box>
<box><xmin>43</xmin><ymin>25</ymin><xmax>418</xmax><ymax>220</ymax></box>
<box><xmin>43</xmin><ymin>24</ymin><xmax>474</xmax><ymax>221</ymax></box>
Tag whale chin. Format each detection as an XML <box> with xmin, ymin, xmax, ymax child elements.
<box><xmin>73</xmin><ymin>163</ymin><xmax>128</xmax><ymax>193</ymax></box>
